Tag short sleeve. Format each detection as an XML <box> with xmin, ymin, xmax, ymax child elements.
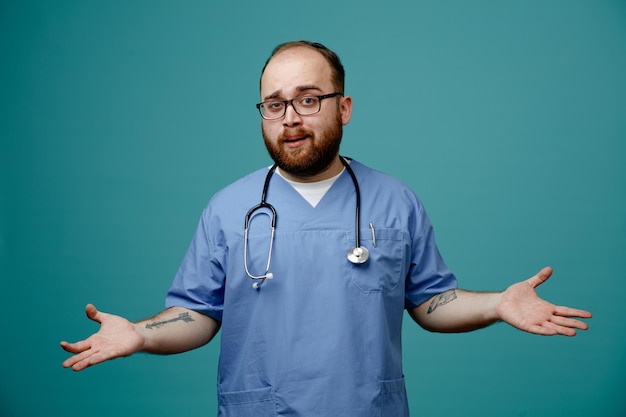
<box><xmin>404</xmin><ymin>200</ymin><xmax>458</xmax><ymax>309</ymax></box>
<box><xmin>165</xmin><ymin>206</ymin><xmax>226</xmax><ymax>322</ymax></box>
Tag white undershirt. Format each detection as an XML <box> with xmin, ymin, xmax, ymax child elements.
<box><xmin>276</xmin><ymin>168</ymin><xmax>344</xmax><ymax>207</ymax></box>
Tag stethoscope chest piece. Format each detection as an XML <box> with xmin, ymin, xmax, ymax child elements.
<box><xmin>347</xmin><ymin>246</ymin><xmax>369</xmax><ymax>264</ymax></box>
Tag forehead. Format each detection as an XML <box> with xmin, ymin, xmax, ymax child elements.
<box><xmin>260</xmin><ymin>47</ymin><xmax>334</xmax><ymax>99</ymax></box>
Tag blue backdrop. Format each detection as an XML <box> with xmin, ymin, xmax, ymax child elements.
<box><xmin>1</xmin><ymin>1</ymin><xmax>625</xmax><ymax>416</ymax></box>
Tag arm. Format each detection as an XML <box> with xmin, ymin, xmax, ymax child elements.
<box><xmin>60</xmin><ymin>304</ymin><xmax>220</xmax><ymax>371</ymax></box>
<box><xmin>409</xmin><ymin>267</ymin><xmax>592</xmax><ymax>336</ymax></box>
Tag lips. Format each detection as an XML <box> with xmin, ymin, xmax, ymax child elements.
<box><xmin>281</xmin><ymin>132</ymin><xmax>310</xmax><ymax>148</ymax></box>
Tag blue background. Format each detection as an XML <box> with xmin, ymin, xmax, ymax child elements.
<box><xmin>1</xmin><ymin>1</ymin><xmax>624</xmax><ymax>416</ymax></box>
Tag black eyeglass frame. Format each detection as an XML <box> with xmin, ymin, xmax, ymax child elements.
<box><xmin>255</xmin><ymin>92</ymin><xmax>343</xmax><ymax>120</ymax></box>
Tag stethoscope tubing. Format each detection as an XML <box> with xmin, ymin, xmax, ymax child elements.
<box><xmin>340</xmin><ymin>156</ymin><xmax>362</xmax><ymax>251</ymax></box>
<box><xmin>243</xmin><ymin>165</ymin><xmax>277</xmax><ymax>285</ymax></box>
<box><xmin>244</xmin><ymin>156</ymin><xmax>366</xmax><ymax>288</ymax></box>
<box><xmin>244</xmin><ymin>164</ymin><xmax>278</xmax><ymax>230</ymax></box>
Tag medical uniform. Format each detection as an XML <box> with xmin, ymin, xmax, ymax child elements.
<box><xmin>166</xmin><ymin>160</ymin><xmax>457</xmax><ymax>417</ymax></box>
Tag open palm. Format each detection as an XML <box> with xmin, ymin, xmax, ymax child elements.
<box><xmin>496</xmin><ymin>267</ymin><xmax>591</xmax><ymax>336</ymax></box>
<box><xmin>61</xmin><ymin>304</ymin><xmax>144</xmax><ymax>371</ymax></box>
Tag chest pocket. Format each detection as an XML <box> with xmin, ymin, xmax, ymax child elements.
<box><xmin>349</xmin><ymin>227</ymin><xmax>406</xmax><ymax>293</ymax></box>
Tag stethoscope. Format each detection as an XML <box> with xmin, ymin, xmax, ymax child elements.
<box><xmin>244</xmin><ymin>156</ymin><xmax>369</xmax><ymax>289</ymax></box>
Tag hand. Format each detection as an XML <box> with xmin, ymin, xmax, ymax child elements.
<box><xmin>496</xmin><ymin>267</ymin><xmax>592</xmax><ymax>336</ymax></box>
<box><xmin>61</xmin><ymin>304</ymin><xmax>144</xmax><ymax>371</ymax></box>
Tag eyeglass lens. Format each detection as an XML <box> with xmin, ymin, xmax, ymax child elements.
<box><xmin>261</xmin><ymin>96</ymin><xmax>321</xmax><ymax>119</ymax></box>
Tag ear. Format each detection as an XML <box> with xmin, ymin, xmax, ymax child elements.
<box><xmin>339</xmin><ymin>95</ymin><xmax>353</xmax><ymax>125</ymax></box>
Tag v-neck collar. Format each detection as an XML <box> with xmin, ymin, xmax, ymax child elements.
<box><xmin>277</xmin><ymin>168</ymin><xmax>344</xmax><ymax>208</ymax></box>
<box><xmin>265</xmin><ymin>165</ymin><xmax>353</xmax><ymax>213</ymax></box>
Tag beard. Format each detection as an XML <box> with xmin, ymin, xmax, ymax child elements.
<box><xmin>262</xmin><ymin>111</ymin><xmax>343</xmax><ymax>178</ymax></box>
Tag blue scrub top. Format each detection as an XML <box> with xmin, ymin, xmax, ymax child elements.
<box><xmin>166</xmin><ymin>160</ymin><xmax>457</xmax><ymax>417</ymax></box>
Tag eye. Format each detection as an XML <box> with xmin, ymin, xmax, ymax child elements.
<box><xmin>297</xmin><ymin>96</ymin><xmax>318</xmax><ymax>107</ymax></box>
<box><xmin>265</xmin><ymin>101</ymin><xmax>285</xmax><ymax>112</ymax></box>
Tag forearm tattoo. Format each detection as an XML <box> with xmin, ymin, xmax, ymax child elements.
<box><xmin>145</xmin><ymin>312</ymin><xmax>195</xmax><ymax>330</ymax></box>
<box><xmin>427</xmin><ymin>289</ymin><xmax>457</xmax><ymax>314</ymax></box>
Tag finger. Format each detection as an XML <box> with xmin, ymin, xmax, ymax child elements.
<box><xmin>67</xmin><ymin>356</ymin><xmax>96</xmax><ymax>372</ymax></box>
<box><xmin>544</xmin><ymin>320</ymin><xmax>583</xmax><ymax>336</ymax></box>
<box><xmin>85</xmin><ymin>303</ymin><xmax>101</xmax><ymax>323</ymax></box>
<box><xmin>525</xmin><ymin>266</ymin><xmax>553</xmax><ymax>289</ymax></box>
<box><xmin>70</xmin><ymin>347</ymin><xmax>121</xmax><ymax>372</ymax></box>
<box><xmin>62</xmin><ymin>347</ymin><xmax>96</xmax><ymax>370</ymax></box>
<box><xmin>85</xmin><ymin>303</ymin><xmax>117</xmax><ymax>327</ymax></box>
<box><xmin>526</xmin><ymin>324</ymin><xmax>558</xmax><ymax>336</ymax></box>
<box><xmin>60</xmin><ymin>340</ymin><xmax>91</xmax><ymax>354</ymax></box>
<box><xmin>549</xmin><ymin>315</ymin><xmax>589</xmax><ymax>331</ymax></box>
<box><xmin>554</xmin><ymin>306</ymin><xmax>593</xmax><ymax>319</ymax></box>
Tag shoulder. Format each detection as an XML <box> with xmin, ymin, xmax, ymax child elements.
<box><xmin>350</xmin><ymin>159</ymin><xmax>408</xmax><ymax>186</ymax></box>
<box><xmin>198</xmin><ymin>167</ymin><xmax>272</xmax><ymax>224</ymax></box>
<box><xmin>350</xmin><ymin>159</ymin><xmax>423</xmax><ymax>204</ymax></box>
<box><xmin>210</xmin><ymin>167</ymin><xmax>269</xmax><ymax>203</ymax></box>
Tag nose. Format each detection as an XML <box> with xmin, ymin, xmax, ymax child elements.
<box><xmin>283</xmin><ymin>102</ymin><xmax>302</xmax><ymax>127</ymax></box>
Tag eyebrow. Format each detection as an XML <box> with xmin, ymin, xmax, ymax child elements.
<box><xmin>264</xmin><ymin>85</ymin><xmax>323</xmax><ymax>101</ymax></box>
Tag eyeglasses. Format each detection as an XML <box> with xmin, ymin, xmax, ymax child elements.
<box><xmin>256</xmin><ymin>92</ymin><xmax>343</xmax><ymax>120</ymax></box>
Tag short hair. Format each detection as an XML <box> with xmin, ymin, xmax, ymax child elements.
<box><xmin>260</xmin><ymin>41</ymin><xmax>345</xmax><ymax>93</ymax></box>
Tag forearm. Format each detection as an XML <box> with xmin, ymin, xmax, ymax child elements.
<box><xmin>135</xmin><ymin>307</ymin><xmax>220</xmax><ymax>354</ymax></box>
<box><xmin>409</xmin><ymin>289</ymin><xmax>503</xmax><ymax>333</ymax></box>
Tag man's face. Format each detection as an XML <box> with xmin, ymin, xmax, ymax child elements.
<box><xmin>260</xmin><ymin>47</ymin><xmax>352</xmax><ymax>181</ymax></box>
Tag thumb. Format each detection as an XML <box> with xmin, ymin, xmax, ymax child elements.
<box><xmin>526</xmin><ymin>266</ymin><xmax>553</xmax><ymax>289</ymax></box>
<box><xmin>85</xmin><ymin>303</ymin><xmax>101</xmax><ymax>323</ymax></box>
